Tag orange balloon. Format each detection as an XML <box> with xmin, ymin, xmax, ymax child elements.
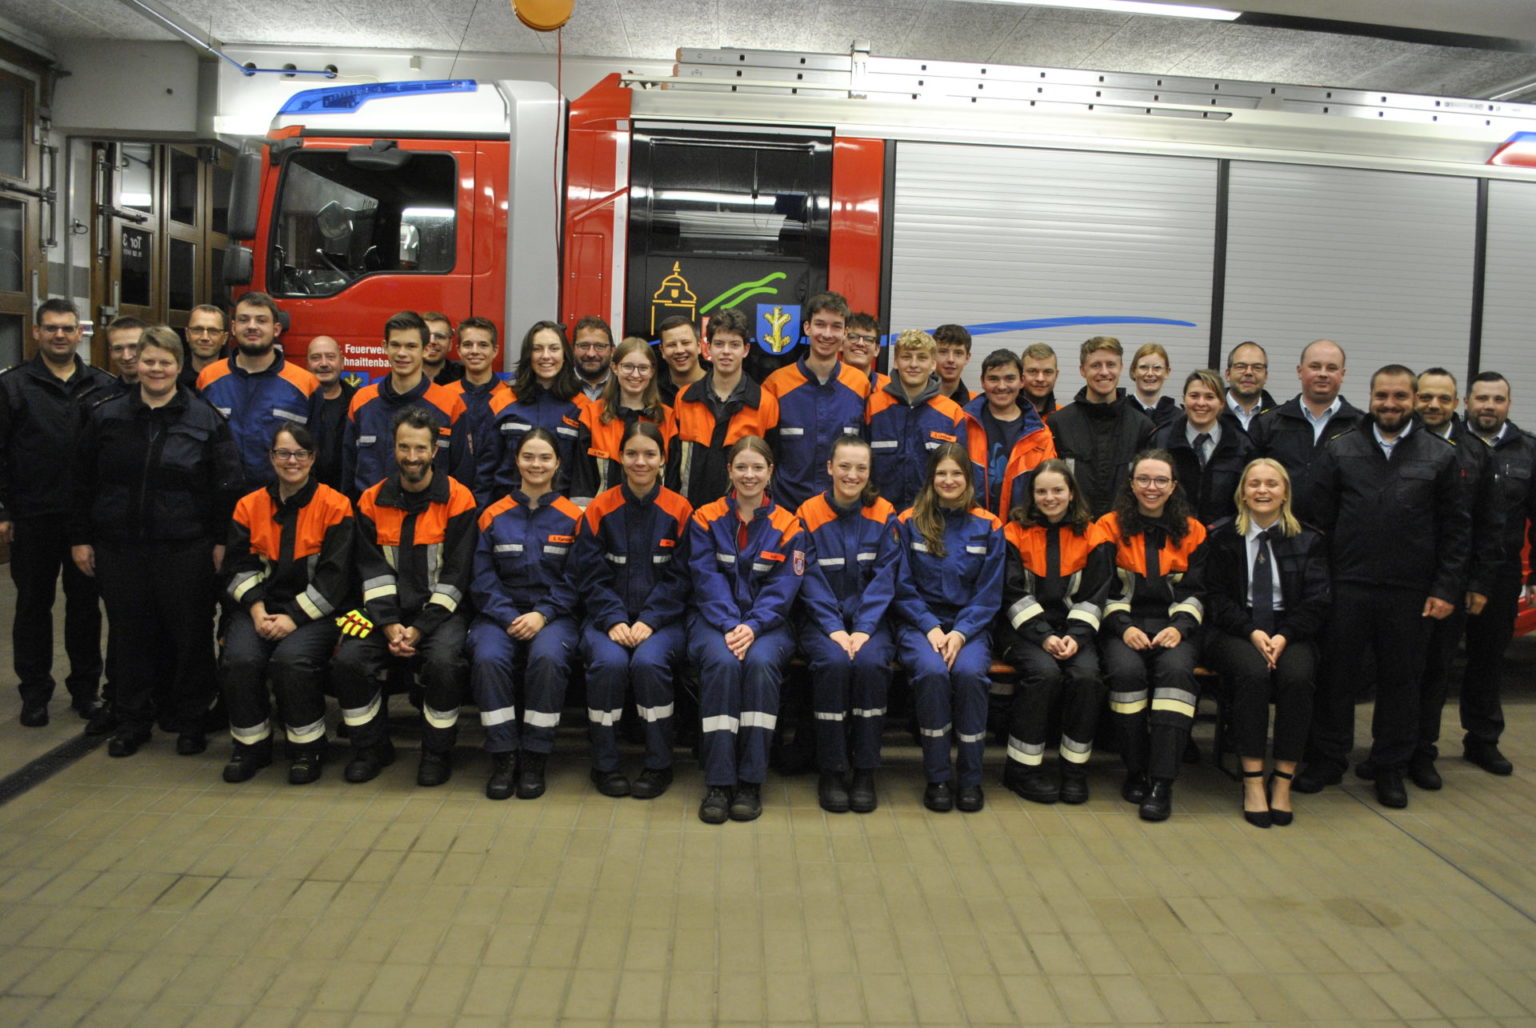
<box><xmin>513</xmin><ymin>0</ymin><xmax>574</xmax><ymax>31</ymax></box>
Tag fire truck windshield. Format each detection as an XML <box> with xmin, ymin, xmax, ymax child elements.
<box><xmin>269</xmin><ymin>149</ymin><xmax>457</xmax><ymax>297</ymax></box>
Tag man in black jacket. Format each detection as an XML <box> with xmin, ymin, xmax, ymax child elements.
<box><xmin>1457</xmin><ymin>372</ymin><xmax>1536</xmax><ymax>776</ymax></box>
<box><xmin>0</xmin><ymin>299</ymin><xmax>118</xmax><ymax>727</ymax></box>
<box><xmin>1248</xmin><ymin>339</ymin><xmax>1364</xmax><ymax>523</ymax></box>
<box><xmin>1296</xmin><ymin>365</ymin><xmax>1471</xmax><ymax>807</ymax></box>
<box><xmin>1048</xmin><ymin>336</ymin><xmax>1154</xmax><ymax>516</ymax></box>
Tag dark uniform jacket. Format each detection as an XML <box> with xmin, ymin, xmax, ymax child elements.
<box><xmin>1048</xmin><ymin>388</ymin><xmax>1156</xmax><ymax>517</ymax></box>
<box><xmin>226</xmin><ymin>478</ymin><xmax>355</xmax><ymax>625</ymax></box>
<box><xmin>996</xmin><ymin>518</ymin><xmax>1112</xmax><ymax>656</ymax></box>
<box><xmin>1309</xmin><ymin>417</ymin><xmax>1470</xmax><ymax>601</ymax></box>
<box><xmin>1437</xmin><ymin>418</ymin><xmax>1505</xmax><ymax>596</ymax></box>
<box><xmin>0</xmin><ymin>354</ymin><xmax>118</xmax><ymax>522</ymax></box>
<box><xmin>1466</xmin><ymin>418</ymin><xmax>1536</xmax><ymax>584</ymax></box>
<box><xmin>1152</xmin><ymin>411</ymin><xmax>1256</xmax><ymax>527</ymax></box>
<box><xmin>71</xmin><ymin>385</ymin><xmax>244</xmax><ymax>545</ymax></box>
<box><xmin>355</xmin><ymin>471</ymin><xmax>477</xmax><ymax>634</ymax></box>
<box><xmin>1247</xmin><ymin>394</ymin><xmax>1364</xmax><ymax>523</ymax></box>
<box><xmin>1196</xmin><ymin>518</ymin><xmax>1331</xmax><ymax>644</ymax></box>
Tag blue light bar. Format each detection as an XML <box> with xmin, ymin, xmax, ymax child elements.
<box><xmin>278</xmin><ymin>80</ymin><xmax>479</xmax><ymax>116</ymax></box>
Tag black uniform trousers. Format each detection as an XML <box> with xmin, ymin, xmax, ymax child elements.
<box><xmin>332</xmin><ymin>613</ymin><xmax>468</xmax><ymax>754</ymax></box>
<box><xmin>1203</xmin><ymin>631</ymin><xmax>1315</xmax><ymax>762</ymax></box>
<box><xmin>1003</xmin><ymin>639</ymin><xmax>1103</xmax><ymax>768</ymax></box>
<box><xmin>1414</xmin><ymin>603</ymin><xmax>1469</xmax><ymax>762</ymax></box>
<box><xmin>1461</xmin><ymin>572</ymin><xmax>1523</xmax><ymax>747</ymax></box>
<box><xmin>95</xmin><ymin>539</ymin><xmax>216</xmax><ymax>734</ymax></box>
<box><xmin>11</xmin><ymin>516</ymin><xmax>102</xmax><ymax>708</ymax></box>
<box><xmin>219</xmin><ymin>611</ymin><xmax>338</xmax><ymax>750</ymax></box>
<box><xmin>1103</xmin><ymin>616</ymin><xmax>1200</xmax><ymax>782</ymax></box>
<box><xmin>1308</xmin><ymin>583</ymin><xmax>1429</xmax><ymax>775</ymax></box>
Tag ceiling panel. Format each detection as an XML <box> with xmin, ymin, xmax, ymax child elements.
<box><xmin>1</xmin><ymin>0</ymin><xmax>1533</xmax><ymax>102</ymax></box>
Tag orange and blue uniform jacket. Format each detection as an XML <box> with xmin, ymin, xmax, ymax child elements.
<box><xmin>225</xmin><ymin>478</ymin><xmax>355</xmax><ymax>625</ymax></box>
<box><xmin>1096</xmin><ymin>511</ymin><xmax>1207</xmax><ymax>638</ymax></box>
<box><xmin>667</xmin><ymin>376</ymin><xmax>779</xmax><ymax>507</ymax></box>
<box><xmin>573</xmin><ymin>482</ymin><xmax>694</xmax><ymax>631</ymax></box>
<box><xmin>470</xmin><ymin>491</ymin><xmax>583</xmax><ymax>628</ymax></box>
<box><xmin>197</xmin><ymin>355</ymin><xmax>321</xmax><ymax>486</ymax></box>
<box><xmin>794</xmin><ymin>491</ymin><xmax>900</xmax><ymax>635</ymax></box>
<box><xmin>480</xmin><ymin>383</ymin><xmax>593</xmax><ymax>505</ymax></box>
<box><xmin>962</xmin><ymin>394</ymin><xmax>1057</xmax><ymax>516</ymax></box>
<box><xmin>579</xmin><ymin>400</ymin><xmax>679</xmax><ymax>495</ymax></box>
<box><xmin>687</xmin><ymin>493</ymin><xmax>806</xmax><ymax>636</ymax></box>
<box><xmin>866</xmin><ymin>375</ymin><xmax>986</xmax><ymax>511</ymax></box>
<box><xmin>762</xmin><ymin>357</ymin><xmax>873</xmax><ymax>511</ymax></box>
<box><xmin>441</xmin><ymin>375</ymin><xmax>512</xmax><ymax>481</ymax></box>
<box><xmin>355</xmin><ymin>471</ymin><xmax>477</xmax><ymax>635</ymax></box>
<box><xmin>996</xmin><ymin>518</ymin><xmax>1112</xmax><ymax>652</ymax></box>
<box><xmin>892</xmin><ymin>504</ymin><xmax>1005</xmax><ymax>640</ymax></box>
<box><xmin>342</xmin><ymin>375</ymin><xmax>471</xmax><ymax>498</ymax></box>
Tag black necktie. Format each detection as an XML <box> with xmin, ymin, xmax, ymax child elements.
<box><xmin>1251</xmin><ymin>528</ymin><xmax>1278</xmax><ymax>633</ymax></box>
<box><xmin>1193</xmin><ymin>433</ymin><xmax>1211</xmax><ymax>469</ymax></box>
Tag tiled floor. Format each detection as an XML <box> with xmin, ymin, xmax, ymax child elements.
<box><xmin>2</xmin><ymin>577</ymin><xmax>1536</xmax><ymax>1026</ymax></box>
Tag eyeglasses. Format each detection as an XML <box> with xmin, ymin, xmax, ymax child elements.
<box><xmin>271</xmin><ymin>448</ymin><xmax>313</xmax><ymax>462</ymax></box>
<box><xmin>1230</xmin><ymin>362</ymin><xmax>1267</xmax><ymax>373</ymax></box>
<box><xmin>617</xmin><ymin>363</ymin><xmax>652</xmax><ymax>375</ymax></box>
<box><xmin>428</xmin><ymin>332</ymin><xmax>451</xmax><ymax>342</ymax></box>
<box><xmin>186</xmin><ymin>326</ymin><xmax>225</xmax><ymax>336</ymax></box>
<box><xmin>574</xmin><ymin>341</ymin><xmax>613</xmax><ymax>352</ymax></box>
<box><xmin>1133</xmin><ymin>475</ymin><xmax>1172</xmax><ymax>488</ymax></box>
<box><xmin>846</xmin><ymin>333</ymin><xmax>878</xmax><ymax>343</ymax></box>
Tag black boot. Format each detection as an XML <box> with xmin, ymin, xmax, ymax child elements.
<box><xmin>223</xmin><ymin>737</ymin><xmax>274</xmax><ymax>783</ymax></box>
<box><xmin>418</xmin><ymin>749</ymin><xmax>452</xmax><ymax>787</ymax></box>
<box><xmin>516</xmin><ymin>750</ymin><xmax>547</xmax><ymax>799</ymax></box>
<box><xmin>486</xmin><ymin>752</ymin><xmax>516</xmax><ymax>800</ymax></box>
<box><xmin>1059</xmin><ymin>763</ymin><xmax>1089</xmax><ymax>805</ymax></box>
<box><xmin>1139</xmin><ymin>779</ymin><xmax>1173</xmax><ymax>821</ymax></box>
<box><xmin>288</xmin><ymin>742</ymin><xmax>324</xmax><ymax>785</ymax></box>
<box><xmin>344</xmin><ymin>737</ymin><xmax>396</xmax><ymax>783</ymax></box>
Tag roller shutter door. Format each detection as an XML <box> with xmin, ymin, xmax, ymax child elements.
<box><xmin>1481</xmin><ymin>179</ymin><xmax>1536</xmax><ymax>428</ymax></box>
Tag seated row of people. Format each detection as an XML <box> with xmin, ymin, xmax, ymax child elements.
<box><xmin>189</xmin><ymin>395</ymin><xmax>1329</xmax><ymax>829</ymax></box>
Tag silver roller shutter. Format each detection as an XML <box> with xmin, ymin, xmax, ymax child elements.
<box><xmin>1481</xmin><ymin>179</ymin><xmax>1536</xmax><ymax>428</ymax></box>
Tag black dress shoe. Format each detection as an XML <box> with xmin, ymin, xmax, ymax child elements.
<box><xmin>1120</xmin><ymin>772</ymin><xmax>1150</xmax><ymax>805</ymax></box>
<box><xmin>223</xmin><ymin>739</ymin><xmax>273</xmax><ymax>783</ymax></box>
<box><xmin>699</xmin><ymin>785</ymin><xmax>731</xmax><ymax>824</ymax></box>
<box><xmin>19</xmin><ymin>703</ymin><xmax>48</xmax><ymax>728</ymax></box>
<box><xmin>1267</xmin><ymin>770</ymin><xmax>1294</xmax><ymax>827</ymax></box>
<box><xmin>591</xmin><ymin>767</ymin><xmax>632</xmax><ymax>797</ymax></box>
<box><xmin>818</xmin><ymin>772</ymin><xmax>851</xmax><ymax>813</ymax></box>
<box><xmin>176</xmin><ymin>732</ymin><xmax>207</xmax><ymax>756</ymax></box>
<box><xmin>1408</xmin><ymin>756</ymin><xmax>1442</xmax><ymax>791</ymax></box>
<box><xmin>1014</xmin><ymin>769</ymin><xmax>1060</xmax><ymax>805</ymax></box>
<box><xmin>344</xmin><ymin>740</ymin><xmax>396</xmax><ymax>783</ymax></box>
<box><xmin>417</xmin><ymin>750</ymin><xmax>452</xmax><ymax>787</ymax></box>
<box><xmin>486</xmin><ymin>752</ymin><xmax>517</xmax><ymax>800</ymax></box>
<box><xmin>923</xmin><ymin>781</ymin><xmax>954</xmax><ymax>813</ymax></box>
<box><xmin>84</xmin><ymin>704</ymin><xmax>118</xmax><ymax>737</ymax></box>
<box><xmin>848</xmin><ymin>769</ymin><xmax>877</xmax><ymax>813</ymax></box>
<box><xmin>72</xmin><ymin>698</ymin><xmax>105</xmax><ymax>721</ymax></box>
<box><xmin>956</xmin><ymin>784</ymin><xmax>985</xmax><ymax>812</ymax></box>
<box><xmin>1375</xmin><ymin>769</ymin><xmax>1408</xmax><ymax>808</ymax></box>
<box><xmin>515</xmin><ymin>751</ymin><xmax>547</xmax><ymax>799</ymax></box>
<box><xmin>1242</xmin><ymin>770</ymin><xmax>1271</xmax><ymax>829</ymax></box>
<box><xmin>107</xmin><ymin>725</ymin><xmax>151</xmax><ymax>757</ymax></box>
<box><xmin>1464</xmin><ymin>741</ymin><xmax>1513</xmax><ymax>776</ymax></box>
<box><xmin>1138</xmin><ymin>779</ymin><xmax>1173</xmax><ymax>822</ymax></box>
<box><xmin>1291</xmin><ymin>764</ymin><xmax>1342</xmax><ymax>794</ymax></box>
<box><xmin>288</xmin><ymin>749</ymin><xmax>323</xmax><ymax>785</ymax></box>
<box><xmin>632</xmin><ymin>766</ymin><xmax>673</xmax><ymax>799</ymax></box>
<box><xmin>1059</xmin><ymin>767</ymin><xmax>1089</xmax><ymax>805</ymax></box>
<box><xmin>729</xmin><ymin>782</ymin><xmax>763</xmax><ymax>821</ymax></box>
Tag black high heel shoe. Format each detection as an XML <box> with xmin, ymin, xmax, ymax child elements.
<box><xmin>1267</xmin><ymin>770</ymin><xmax>1294</xmax><ymax>827</ymax></box>
<box><xmin>1242</xmin><ymin>769</ymin><xmax>1272</xmax><ymax>829</ymax></box>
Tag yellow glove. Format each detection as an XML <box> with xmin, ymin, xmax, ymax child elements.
<box><xmin>335</xmin><ymin>609</ymin><xmax>375</xmax><ymax>638</ymax></box>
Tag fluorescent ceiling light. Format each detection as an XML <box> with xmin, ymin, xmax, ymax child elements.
<box><xmin>959</xmin><ymin>0</ymin><xmax>1241</xmax><ymax>20</ymax></box>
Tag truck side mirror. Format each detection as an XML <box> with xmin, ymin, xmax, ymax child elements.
<box><xmin>228</xmin><ymin>141</ymin><xmax>264</xmax><ymax>242</ymax></box>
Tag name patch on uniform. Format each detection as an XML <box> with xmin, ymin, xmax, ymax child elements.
<box><xmin>548</xmin><ymin>534</ymin><xmax>574</xmax><ymax>544</ymax></box>
<box><xmin>759</xmin><ymin>551</ymin><xmax>786</xmax><ymax>563</ymax></box>
<box><xmin>659</xmin><ymin>537</ymin><xmax>676</xmax><ymax>548</ymax></box>
<box><xmin>931</xmin><ymin>431</ymin><xmax>957</xmax><ymax>443</ymax></box>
